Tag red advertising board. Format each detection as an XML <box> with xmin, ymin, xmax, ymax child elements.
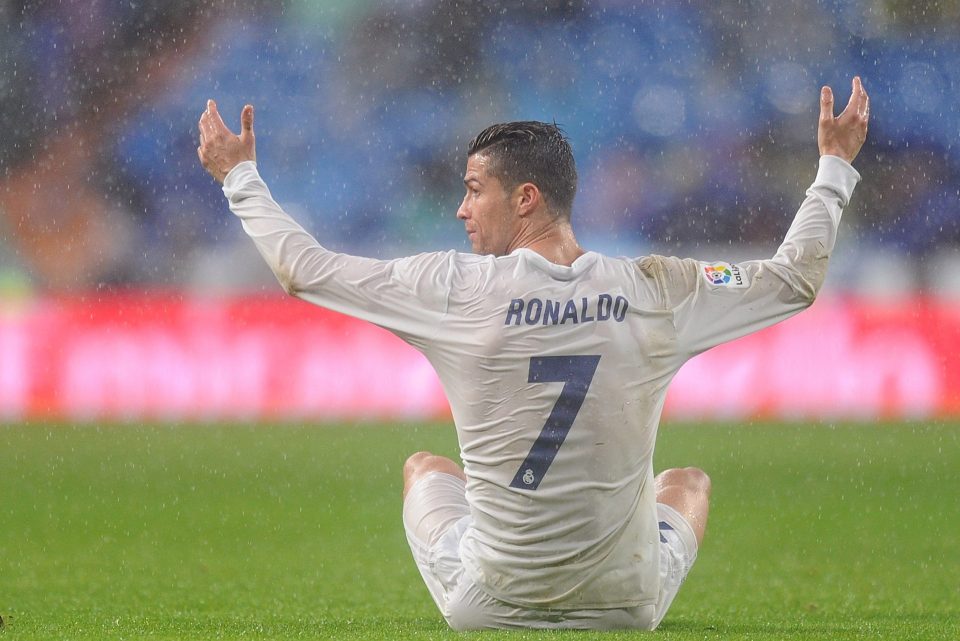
<box><xmin>1</xmin><ymin>293</ymin><xmax>957</xmax><ymax>421</ymax></box>
<box><xmin>664</xmin><ymin>296</ymin><xmax>960</xmax><ymax>419</ymax></box>
<box><xmin>0</xmin><ymin>294</ymin><xmax>446</xmax><ymax>422</ymax></box>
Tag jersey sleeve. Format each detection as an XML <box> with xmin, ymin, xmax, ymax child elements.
<box><xmin>641</xmin><ymin>155</ymin><xmax>861</xmax><ymax>358</ymax></box>
<box><xmin>222</xmin><ymin>161</ymin><xmax>453</xmax><ymax>348</ymax></box>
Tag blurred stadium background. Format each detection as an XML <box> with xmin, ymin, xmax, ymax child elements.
<box><xmin>3</xmin><ymin>4</ymin><xmax>960</xmax><ymax>640</ymax></box>
<box><xmin>1</xmin><ymin>0</ymin><xmax>960</xmax><ymax>422</ymax></box>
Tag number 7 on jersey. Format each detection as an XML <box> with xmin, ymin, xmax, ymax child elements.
<box><xmin>510</xmin><ymin>355</ymin><xmax>601</xmax><ymax>490</ymax></box>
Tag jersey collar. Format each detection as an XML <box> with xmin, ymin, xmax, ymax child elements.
<box><xmin>509</xmin><ymin>248</ymin><xmax>599</xmax><ymax>280</ymax></box>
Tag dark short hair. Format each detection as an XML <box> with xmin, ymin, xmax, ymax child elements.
<box><xmin>467</xmin><ymin>121</ymin><xmax>577</xmax><ymax>217</ymax></box>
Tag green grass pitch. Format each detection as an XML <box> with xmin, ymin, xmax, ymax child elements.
<box><xmin>1</xmin><ymin>421</ymin><xmax>958</xmax><ymax>640</ymax></box>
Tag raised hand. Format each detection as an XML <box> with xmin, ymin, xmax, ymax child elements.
<box><xmin>818</xmin><ymin>76</ymin><xmax>870</xmax><ymax>164</ymax></box>
<box><xmin>198</xmin><ymin>100</ymin><xmax>256</xmax><ymax>183</ymax></box>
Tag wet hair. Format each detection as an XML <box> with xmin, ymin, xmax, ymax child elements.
<box><xmin>467</xmin><ymin>121</ymin><xmax>577</xmax><ymax>218</ymax></box>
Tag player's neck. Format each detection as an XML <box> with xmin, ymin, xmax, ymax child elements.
<box><xmin>510</xmin><ymin>219</ymin><xmax>585</xmax><ymax>267</ymax></box>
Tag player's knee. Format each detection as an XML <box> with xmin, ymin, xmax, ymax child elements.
<box><xmin>403</xmin><ymin>451</ymin><xmax>434</xmax><ymax>480</ymax></box>
<box><xmin>659</xmin><ymin>467</ymin><xmax>711</xmax><ymax>496</ymax></box>
<box><xmin>680</xmin><ymin>467</ymin><xmax>711</xmax><ymax>496</ymax></box>
<box><xmin>403</xmin><ymin>452</ymin><xmax>464</xmax><ymax>492</ymax></box>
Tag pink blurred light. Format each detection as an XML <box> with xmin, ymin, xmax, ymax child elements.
<box><xmin>0</xmin><ymin>294</ymin><xmax>956</xmax><ymax>422</ymax></box>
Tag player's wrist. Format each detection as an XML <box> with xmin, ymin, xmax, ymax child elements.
<box><xmin>221</xmin><ymin>160</ymin><xmax>261</xmax><ymax>200</ymax></box>
<box><xmin>819</xmin><ymin>149</ymin><xmax>854</xmax><ymax>164</ymax></box>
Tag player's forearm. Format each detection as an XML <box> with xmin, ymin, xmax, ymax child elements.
<box><xmin>222</xmin><ymin>160</ymin><xmax>329</xmax><ymax>295</ymax></box>
<box><xmin>768</xmin><ymin>155</ymin><xmax>861</xmax><ymax>302</ymax></box>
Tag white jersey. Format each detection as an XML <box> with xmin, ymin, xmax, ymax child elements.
<box><xmin>222</xmin><ymin>156</ymin><xmax>860</xmax><ymax>610</ymax></box>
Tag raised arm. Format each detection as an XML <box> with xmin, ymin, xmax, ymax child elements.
<box><xmin>646</xmin><ymin>77</ymin><xmax>869</xmax><ymax>358</ymax></box>
<box><xmin>196</xmin><ymin>100</ymin><xmax>454</xmax><ymax>349</ymax></box>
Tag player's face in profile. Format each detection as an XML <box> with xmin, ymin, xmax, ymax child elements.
<box><xmin>458</xmin><ymin>153</ymin><xmax>517</xmax><ymax>256</ymax></box>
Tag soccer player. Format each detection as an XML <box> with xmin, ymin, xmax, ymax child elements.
<box><xmin>197</xmin><ymin>77</ymin><xmax>869</xmax><ymax>630</ymax></box>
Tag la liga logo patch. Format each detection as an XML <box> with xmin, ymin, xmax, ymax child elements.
<box><xmin>704</xmin><ymin>264</ymin><xmax>733</xmax><ymax>285</ymax></box>
<box><xmin>702</xmin><ymin>262</ymin><xmax>749</xmax><ymax>288</ymax></box>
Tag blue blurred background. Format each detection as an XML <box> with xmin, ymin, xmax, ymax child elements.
<box><xmin>2</xmin><ymin>0</ymin><xmax>959</xmax><ymax>295</ymax></box>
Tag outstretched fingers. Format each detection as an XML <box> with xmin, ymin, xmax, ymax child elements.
<box><xmin>205</xmin><ymin>99</ymin><xmax>235</xmax><ymax>137</ymax></box>
<box><xmin>839</xmin><ymin>77</ymin><xmax>870</xmax><ymax>124</ymax></box>
<box><xmin>840</xmin><ymin>76</ymin><xmax>863</xmax><ymax>117</ymax></box>
<box><xmin>197</xmin><ymin>99</ymin><xmax>258</xmax><ymax>183</ymax></box>
<box><xmin>198</xmin><ymin>108</ymin><xmax>214</xmax><ymax>143</ymax></box>
<box><xmin>817</xmin><ymin>76</ymin><xmax>869</xmax><ymax>163</ymax></box>
<box><xmin>853</xmin><ymin>76</ymin><xmax>870</xmax><ymax>122</ymax></box>
<box><xmin>198</xmin><ymin>112</ymin><xmax>221</xmax><ymax>156</ymax></box>
<box><xmin>819</xmin><ymin>85</ymin><xmax>834</xmax><ymax>123</ymax></box>
<box><xmin>239</xmin><ymin>104</ymin><xmax>255</xmax><ymax>143</ymax></box>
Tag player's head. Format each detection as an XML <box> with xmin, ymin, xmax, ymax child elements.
<box><xmin>466</xmin><ymin>121</ymin><xmax>578</xmax><ymax>219</ymax></box>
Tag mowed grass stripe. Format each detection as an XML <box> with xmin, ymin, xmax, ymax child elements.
<box><xmin>1</xmin><ymin>422</ymin><xmax>957</xmax><ymax>640</ymax></box>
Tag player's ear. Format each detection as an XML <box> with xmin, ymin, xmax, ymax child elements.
<box><xmin>516</xmin><ymin>182</ymin><xmax>541</xmax><ymax>218</ymax></box>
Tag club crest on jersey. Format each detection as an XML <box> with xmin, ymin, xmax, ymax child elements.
<box><xmin>702</xmin><ymin>262</ymin><xmax>749</xmax><ymax>288</ymax></box>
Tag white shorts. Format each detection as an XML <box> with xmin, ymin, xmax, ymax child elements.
<box><xmin>402</xmin><ymin>472</ymin><xmax>698</xmax><ymax>631</ymax></box>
